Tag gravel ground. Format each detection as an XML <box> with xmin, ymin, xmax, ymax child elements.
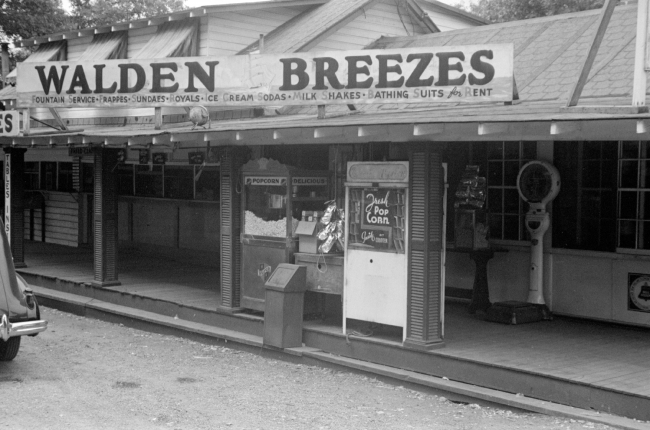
<box><xmin>0</xmin><ymin>307</ymin><xmax>621</xmax><ymax>430</ymax></box>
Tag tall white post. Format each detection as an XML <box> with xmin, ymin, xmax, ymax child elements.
<box><xmin>633</xmin><ymin>0</ymin><xmax>650</xmax><ymax>106</ymax></box>
<box><xmin>3</xmin><ymin>153</ymin><xmax>10</xmax><ymax>244</ymax></box>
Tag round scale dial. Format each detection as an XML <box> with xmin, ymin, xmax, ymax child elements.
<box><xmin>517</xmin><ymin>161</ymin><xmax>560</xmax><ymax>206</ymax></box>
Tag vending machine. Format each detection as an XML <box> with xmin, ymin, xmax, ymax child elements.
<box><xmin>240</xmin><ymin>158</ymin><xmax>330</xmax><ymax>311</ymax></box>
<box><xmin>343</xmin><ymin>161</ymin><xmax>409</xmax><ymax>340</ymax></box>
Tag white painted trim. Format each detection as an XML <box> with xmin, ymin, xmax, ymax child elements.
<box><xmin>314</xmin><ymin>128</ymin><xmax>343</xmax><ymax>138</ymax></box>
<box><xmin>358</xmin><ymin>125</ymin><xmax>389</xmax><ymax>137</ymax></box>
<box><xmin>413</xmin><ymin>123</ymin><xmax>445</xmax><ymax>135</ymax></box>
<box><xmin>550</xmin><ymin>121</ymin><xmax>582</xmax><ymax>135</ymax></box>
<box><xmin>478</xmin><ymin>122</ymin><xmax>509</xmax><ymax>135</ymax></box>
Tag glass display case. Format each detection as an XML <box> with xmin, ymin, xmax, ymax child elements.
<box><xmin>240</xmin><ymin>158</ymin><xmax>330</xmax><ymax>311</ymax></box>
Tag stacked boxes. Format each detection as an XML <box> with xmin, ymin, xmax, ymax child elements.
<box><xmin>302</xmin><ymin>211</ymin><xmax>324</xmax><ymax>222</ymax></box>
<box><xmin>296</xmin><ymin>211</ymin><xmax>325</xmax><ymax>253</ymax></box>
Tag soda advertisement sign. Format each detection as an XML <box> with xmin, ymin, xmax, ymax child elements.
<box><xmin>17</xmin><ymin>45</ymin><xmax>514</xmax><ymax>109</ymax></box>
<box><xmin>628</xmin><ymin>273</ymin><xmax>650</xmax><ymax>313</ymax></box>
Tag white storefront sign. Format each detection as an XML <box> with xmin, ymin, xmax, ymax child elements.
<box><xmin>17</xmin><ymin>45</ymin><xmax>514</xmax><ymax>108</ymax></box>
<box><xmin>0</xmin><ymin>111</ymin><xmax>19</xmax><ymax>137</ymax></box>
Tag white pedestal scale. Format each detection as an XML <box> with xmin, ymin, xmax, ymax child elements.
<box><xmin>517</xmin><ymin>160</ymin><xmax>561</xmax><ymax>309</ymax></box>
<box><xmin>486</xmin><ymin>160</ymin><xmax>560</xmax><ymax>324</ymax></box>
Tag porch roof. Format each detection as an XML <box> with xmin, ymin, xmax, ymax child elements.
<box><xmin>4</xmin><ymin>94</ymin><xmax>650</xmax><ymax>148</ymax></box>
<box><xmin>4</xmin><ymin>3</ymin><xmax>650</xmax><ymax>147</ymax></box>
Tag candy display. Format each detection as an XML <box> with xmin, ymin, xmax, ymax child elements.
<box><xmin>454</xmin><ymin>165</ymin><xmax>489</xmax><ymax>249</ymax></box>
<box><xmin>244</xmin><ymin>210</ymin><xmax>299</xmax><ymax>237</ymax></box>
<box><xmin>317</xmin><ymin>201</ymin><xmax>345</xmax><ymax>253</ymax></box>
<box><xmin>454</xmin><ymin>165</ymin><xmax>487</xmax><ymax>209</ymax></box>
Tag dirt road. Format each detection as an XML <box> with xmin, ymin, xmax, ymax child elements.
<box><xmin>0</xmin><ymin>307</ymin><xmax>616</xmax><ymax>430</ymax></box>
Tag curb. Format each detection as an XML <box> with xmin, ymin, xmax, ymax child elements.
<box><xmin>31</xmin><ymin>285</ymin><xmax>650</xmax><ymax>430</ymax></box>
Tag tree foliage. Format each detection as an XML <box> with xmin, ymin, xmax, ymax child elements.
<box><xmin>0</xmin><ymin>0</ymin><xmax>71</xmax><ymax>41</ymax></box>
<box><xmin>464</xmin><ymin>0</ymin><xmax>605</xmax><ymax>23</ymax></box>
<box><xmin>0</xmin><ymin>0</ymin><xmax>186</xmax><ymax>43</ymax></box>
<box><xmin>69</xmin><ymin>0</ymin><xmax>186</xmax><ymax>29</ymax></box>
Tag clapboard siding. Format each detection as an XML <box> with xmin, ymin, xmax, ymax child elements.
<box><xmin>204</xmin><ymin>40</ymin><xmax>249</xmax><ymax>56</ymax></box>
<box><xmin>127</xmin><ymin>25</ymin><xmax>158</xmax><ymax>58</ymax></box>
<box><xmin>198</xmin><ymin>16</ymin><xmax>208</xmax><ymax>56</ymax></box>
<box><xmin>45</xmin><ymin>237</ymin><xmax>78</xmax><ymax>247</ymax></box>
<box><xmin>313</xmin><ymin>0</ymin><xmax>427</xmax><ymax>52</ymax></box>
<box><xmin>205</xmin><ymin>7</ymin><xmax>305</xmax><ymax>55</ymax></box>
<box><xmin>23</xmin><ymin>192</ymin><xmax>79</xmax><ymax>247</ymax></box>
<box><xmin>419</xmin><ymin>6</ymin><xmax>480</xmax><ymax>31</ymax></box>
<box><xmin>67</xmin><ymin>36</ymin><xmax>93</xmax><ymax>61</ymax></box>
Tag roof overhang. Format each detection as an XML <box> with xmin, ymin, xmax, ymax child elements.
<box><xmin>4</xmin><ymin>102</ymin><xmax>650</xmax><ymax>148</ymax></box>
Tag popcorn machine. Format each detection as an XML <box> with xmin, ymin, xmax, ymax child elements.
<box><xmin>240</xmin><ymin>158</ymin><xmax>330</xmax><ymax>311</ymax></box>
<box><xmin>343</xmin><ymin>161</ymin><xmax>409</xmax><ymax>339</ymax></box>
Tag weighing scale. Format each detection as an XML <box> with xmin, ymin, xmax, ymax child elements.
<box><xmin>487</xmin><ymin>160</ymin><xmax>560</xmax><ymax>324</ymax></box>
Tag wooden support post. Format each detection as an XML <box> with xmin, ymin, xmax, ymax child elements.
<box><xmin>219</xmin><ymin>147</ymin><xmax>246</xmax><ymax>312</ymax></box>
<box><xmin>404</xmin><ymin>144</ymin><xmax>445</xmax><ymax>350</ymax></box>
<box><xmin>92</xmin><ymin>148</ymin><xmax>121</xmax><ymax>287</ymax></box>
<box><xmin>566</xmin><ymin>0</ymin><xmax>617</xmax><ymax>107</ymax></box>
<box><xmin>3</xmin><ymin>148</ymin><xmax>26</xmax><ymax>267</ymax></box>
<box><xmin>633</xmin><ymin>0</ymin><xmax>650</xmax><ymax>106</ymax></box>
<box><xmin>48</xmin><ymin>108</ymin><xmax>68</xmax><ymax>131</ymax></box>
<box><xmin>154</xmin><ymin>107</ymin><xmax>163</xmax><ymax>130</ymax></box>
<box><xmin>317</xmin><ymin>105</ymin><xmax>326</xmax><ymax>119</ymax></box>
<box><xmin>22</xmin><ymin>109</ymin><xmax>31</xmax><ymax>135</ymax></box>
<box><xmin>1</xmin><ymin>43</ymin><xmax>9</xmax><ymax>90</ymax></box>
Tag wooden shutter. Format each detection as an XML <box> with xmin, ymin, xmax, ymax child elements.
<box><xmin>405</xmin><ymin>145</ymin><xmax>444</xmax><ymax>349</ymax></box>
<box><xmin>219</xmin><ymin>147</ymin><xmax>244</xmax><ymax>310</ymax></box>
<box><xmin>92</xmin><ymin>148</ymin><xmax>120</xmax><ymax>286</ymax></box>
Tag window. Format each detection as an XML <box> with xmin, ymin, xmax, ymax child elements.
<box><xmin>41</xmin><ymin>162</ymin><xmax>57</xmax><ymax>190</ymax></box>
<box><xmin>117</xmin><ymin>164</ymin><xmax>134</xmax><ymax>196</ymax></box>
<box><xmin>618</xmin><ymin>141</ymin><xmax>650</xmax><ymax>250</ymax></box>
<box><xmin>553</xmin><ymin>141</ymin><xmax>617</xmax><ymax>252</ymax></box>
<box><xmin>24</xmin><ymin>162</ymin><xmax>40</xmax><ymax>190</ymax></box>
<box><xmin>164</xmin><ymin>166</ymin><xmax>193</xmax><ymax>200</ymax></box>
<box><xmin>195</xmin><ymin>166</ymin><xmax>219</xmax><ymax>201</ymax></box>
<box><xmin>81</xmin><ymin>163</ymin><xmax>94</xmax><ymax>193</ymax></box>
<box><xmin>471</xmin><ymin>141</ymin><xmax>536</xmax><ymax>241</ymax></box>
<box><xmin>117</xmin><ymin>163</ymin><xmax>219</xmax><ymax>201</ymax></box>
<box><xmin>57</xmin><ymin>162</ymin><xmax>74</xmax><ymax>192</ymax></box>
<box><xmin>135</xmin><ymin>165</ymin><xmax>163</xmax><ymax>197</ymax></box>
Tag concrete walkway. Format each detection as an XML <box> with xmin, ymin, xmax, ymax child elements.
<box><xmin>16</xmin><ymin>241</ymin><xmax>650</xmax><ymax>429</ymax></box>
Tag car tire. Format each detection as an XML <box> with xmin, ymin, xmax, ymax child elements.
<box><xmin>0</xmin><ymin>337</ymin><xmax>21</xmax><ymax>361</ymax></box>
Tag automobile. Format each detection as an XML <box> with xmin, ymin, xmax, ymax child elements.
<box><xmin>0</xmin><ymin>221</ymin><xmax>47</xmax><ymax>361</ymax></box>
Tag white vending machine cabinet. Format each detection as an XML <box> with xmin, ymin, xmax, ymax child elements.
<box><xmin>343</xmin><ymin>161</ymin><xmax>409</xmax><ymax>340</ymax></box>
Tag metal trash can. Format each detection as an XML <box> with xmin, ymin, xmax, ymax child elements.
<box><xmin>263</xmin><ymin>264</ymin><xmax>307</xmax><ymax>349</ymax></box>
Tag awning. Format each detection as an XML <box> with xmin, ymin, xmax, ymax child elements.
<box><xmin>6</xmin><ymin>40</ymin><xmax>67</xmax><ymax>81</ymax></box>
<box><xmin>0</xmin><ymin>85</ymin><xmax>16</xmax><ymax>101</ymax></box>
<box><xmin>133</xmin><ymin>19</ymin><xmax>199</xmax><ymax>59</ymax></box>
<box><xmin>77</xmin><ymin>31</ymin><xmax>127</xmax><ymax>61</ymax></box>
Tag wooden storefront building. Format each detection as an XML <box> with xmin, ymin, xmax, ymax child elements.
<box><xmin>2</xmin><ymin>0</ymin><xmax>650</xmax><ymax>417</ymax></box>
